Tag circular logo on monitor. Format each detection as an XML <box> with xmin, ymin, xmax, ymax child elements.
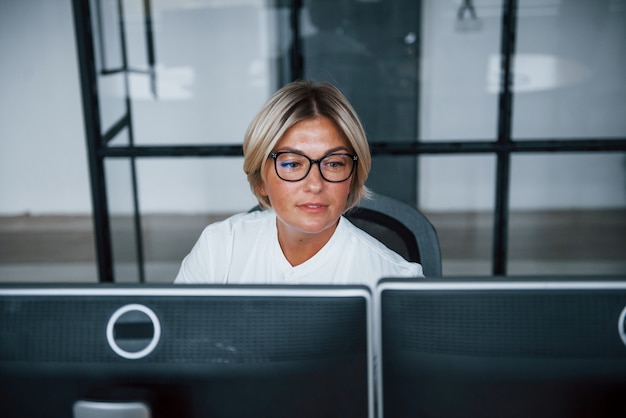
<box><xmin>106</xmin><ymin>304</ymin><xmax>161</xmax><ymax>359</ymax></box>
<box><xmin>619</xmin><ymin>306</ymin><xmax>626</xmax><ymax>349</ymax></box>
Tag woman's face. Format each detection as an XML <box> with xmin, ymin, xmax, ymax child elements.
<box><xmin>260</xmin><ymin>116</ymin><xmax>353</xmax><ymax>243</ymax></box>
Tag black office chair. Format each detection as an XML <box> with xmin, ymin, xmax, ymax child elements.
<box><xmin>345</xmin><ymin>192</ymin><xmax>441</xmax><ymax>277</ymax></box>
<box><xmin>250</xmin><ymin>192</ymin><xmax>442</xmax><ymax>277</ymax></box>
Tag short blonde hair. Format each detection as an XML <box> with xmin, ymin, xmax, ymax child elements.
<box><xmin>243</xmin><ymin>81</ymin><xmax>371</xmax><ymax>211</ymax></box>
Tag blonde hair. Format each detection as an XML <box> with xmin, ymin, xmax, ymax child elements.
<box><xmin>243</xmin><ymin>81</ymin><xmax>371</xmax><ymax>211</ymax></box>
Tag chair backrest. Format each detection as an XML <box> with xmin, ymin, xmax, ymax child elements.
<box><xmin>345</xmin><ymin>192</ymin><xmax>442</xmax><ymax>277</ymax></box>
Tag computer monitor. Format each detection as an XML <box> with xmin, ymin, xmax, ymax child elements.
<box><xmin>377</xmin><ymin>277</ymin><xmax>626</xmax><ymax>418</ymax></box>
<box><xmin>0</xmin><ymin>284</ymin><xmax>373</xmax><ymax>418</ymax></box>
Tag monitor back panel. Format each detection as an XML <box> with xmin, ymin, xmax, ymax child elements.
<box><xmin>0</xmin><ymin>285</ymin><xmax>373</xmax><ymax>418</ymax></box>
<box><xmin>377</xmin><ymin>277</ymin><xmax>626</xmax><ymax>418</ymax></box>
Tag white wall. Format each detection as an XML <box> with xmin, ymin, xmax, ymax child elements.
<box><xmin>1</xmin><ymin>0</ymin><xmax>624</xmax><ymax>216</ymax></box>
<box><xmin>0</xmin><ymin>0</ymin><xmax>92</xmax><ymax>215</ymax></box>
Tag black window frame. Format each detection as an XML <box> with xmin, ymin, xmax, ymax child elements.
<box><xmin>72</xmin><ymin>0</ymin><xmax>626</xmax><ymax>283</ymax></box>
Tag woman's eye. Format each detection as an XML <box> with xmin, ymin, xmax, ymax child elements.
<box><xmin>326</xmin><ymin>160</ymin><xmax>345</xmax><ymax>168</ymax></box>
<box><xmin>280</xmin><ymin>161</ymin><xmax>302</xmax><ymax>169</ymax></box>
<box><xmin>323</xmin><ymin>156</ymin><xmax>348</xmax><ymax>169</ymax></box>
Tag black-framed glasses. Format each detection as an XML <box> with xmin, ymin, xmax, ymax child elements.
<box><xmin>269</xmin><ymin>151</ymin><xmax>358</xmax><ymax>183</ymax></box>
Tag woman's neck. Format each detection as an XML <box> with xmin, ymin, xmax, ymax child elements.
<box><xmin>276</xmin><ymin>220</ymin><xmax>339</xmax><ymax>267</ymax></box>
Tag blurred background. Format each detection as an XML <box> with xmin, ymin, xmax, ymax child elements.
<box><xmin>0</xmin><ymin>0</ymin><xmax>625</xmax><ymax>283</ymax></box>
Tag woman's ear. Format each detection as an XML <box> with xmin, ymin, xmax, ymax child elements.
<box><xmin>257</xmin><ymin>182</ymin><xmax>267</xmax><ymax>197</ymax></box>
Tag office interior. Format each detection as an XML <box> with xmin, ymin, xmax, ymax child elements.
<box><xmin>0</xmin><ymin>0</ymin><xmax>625</xmax><ymax>284</ymax></box>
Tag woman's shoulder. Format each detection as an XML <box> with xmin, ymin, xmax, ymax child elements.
<box><xmin>338</xmin><ymin>216</ymin><xmax>394</xmax><ymax>254</ymax></box>
<box><xmin>338</xmin><ymin>216</ymin><xmax>424</xmax><ymax>276</ymax></box>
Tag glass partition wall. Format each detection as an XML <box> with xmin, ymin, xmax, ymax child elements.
<box><xmin>72</xmin><ymin>0</ymin><xmax>626</xmax><ymax>283</ymax></box>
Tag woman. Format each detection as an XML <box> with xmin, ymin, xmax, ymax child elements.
<box><xmin>175</xmin><ymin>81</ymin><xmax>423</xmax><ymax>286</ymax></box>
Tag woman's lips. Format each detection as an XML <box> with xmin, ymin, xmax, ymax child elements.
<box><xmin>298</xmin><ymin>203</ymin><xmax>328</xmax><ymax>212</ymax></box>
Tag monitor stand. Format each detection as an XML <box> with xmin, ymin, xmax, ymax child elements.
<box><xmin>73</xmin><ymin>400</ymin><xmax>151</xmax><ymax>418</ymax></box>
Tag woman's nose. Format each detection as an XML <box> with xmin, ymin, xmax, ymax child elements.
<box><xmin>304</xmin><ymin>163</ymin><xmax>324</xmax><ymax>191</ymax></box>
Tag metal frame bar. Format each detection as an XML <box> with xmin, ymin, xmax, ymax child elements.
<box><xmin>115</xmin><ymin>0</ymin><xmax>146</xmax><ymax>283</ymax></box>
<box><xmin>72</xmin><ymin>0</ymin><xmax>114</xmax><ymax>282</ymax></box>
<box><xmin>492</xmin><ymin>0</ymin><xmax>517</xmax><ymax>275</ymax></box>
<box><xmin>102</xmin><ymin>114</ymin><xmax>130</xmax><ymax>144</ymax></box>
<box><xmin>143</xmin><ymin>0</ymin><xmax>158</xmax><ymax>98</ymax></box>
<box><xmin>369</xmin><ymin>139</ymin><xmax>626</xmax><ymax>155</ymax></box>
<box><xmin>289</xmin><ymin>0</ymin><xmax>303</xmax><ymax>80</ymax></box>
<box><xmin>94</xmin><ymin>138</ymin><xmax>626</xmax><ymax>158</ymax></box>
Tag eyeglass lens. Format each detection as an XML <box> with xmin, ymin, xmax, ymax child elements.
<box><xmin>273</xmin><ymin>152</ymin><xmax>355</xmax><ymax>182</ymax></box>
